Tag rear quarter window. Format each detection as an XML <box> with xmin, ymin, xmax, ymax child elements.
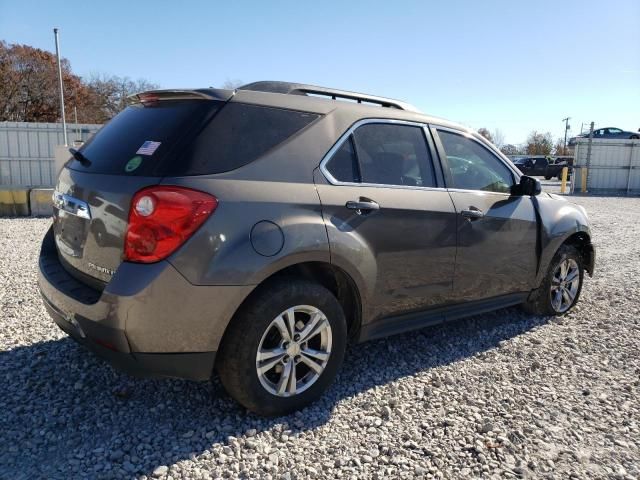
<box><xmin>324</xmin><ymin>136</ymin><xmax>360</xmax><ymax>183</ymax></box>
<box><xmin>168</xmin><ymin>103</ymin><xmax>320</xmax><ymax>176</ymax></box>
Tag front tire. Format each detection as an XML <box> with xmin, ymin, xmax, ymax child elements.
<box><xmin>523</xmin><ymin>245</ymin><xmax>584</xmax><ymax>316</ymax></box>
<box><xmin>216</xmin><ymin>280</ymin><xmax>347</xmax><ymax>416</ymax></box>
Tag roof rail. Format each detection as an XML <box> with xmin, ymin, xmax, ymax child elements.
<box><xmin>238</xmin><ymin>81</ymin><xmax>420</xmax><ymax>113</ymax></box>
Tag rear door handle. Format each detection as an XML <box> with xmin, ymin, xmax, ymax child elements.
<box><xmin>461</xmin><ymin>207</ymin><xmax>484</xmax><ymax>220</ymax></box>
<box><xmin>346</xmin><ymin>199</ymin><xmax>380</xmax><ymax>214</ymax></box>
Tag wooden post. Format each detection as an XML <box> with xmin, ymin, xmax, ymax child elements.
<box><xmin>581</xmin><ymin>167</ymin><xmax>588</xmax><ymax>192</ymax></box>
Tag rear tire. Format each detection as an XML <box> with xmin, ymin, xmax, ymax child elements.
<box><xmin>523</xmin><ymin>245</ymin><xmax>584</xmax><ymax>316</ymax></box>
<box><xmin>216</xmin><ymin>279</ymin><xmax>347</xmax><ymax>416</ymax></box>
<box><xmin>544</xmin><ymin>175</ymin><xmax>552</xmax><ymax>180</ymax></box>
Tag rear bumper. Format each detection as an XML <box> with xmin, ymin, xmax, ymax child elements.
<box><xmin>41</xmin><ymin>292</ymin><xmax>215</xmax><ymax>380</ymax></box>
<box><xmin>38</xmin><ymin>227</ymin><xmax>253</xmax><ymax>381</ymax></box>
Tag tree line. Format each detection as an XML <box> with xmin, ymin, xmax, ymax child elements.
<box><xmin>0</xmin><ymin>40</ymin><xmax>158</xmax><ymax>124</ymax></box>
<box><xmin>477</xmin><ymin>128</ymin><xmax>570</xmax><ymax>156</ymax></box>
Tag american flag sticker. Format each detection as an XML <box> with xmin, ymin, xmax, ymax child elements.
<box><xmin>136</xmin><ymin>141</ymin><xmax>161</xmax><ymax>156</ymax></box>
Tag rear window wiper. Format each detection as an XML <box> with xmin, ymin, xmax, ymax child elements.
<box><xmin>69</xmin><ymin>148</ymin><xmax>91</xmax><ymax>167</ymax></box>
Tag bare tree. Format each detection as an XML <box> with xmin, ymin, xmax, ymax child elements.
<box><xmin>221</xmin><ymin>79</ymin><xmax>243</xmax><ymax>89</ymax></box>
<box><xmin>86</xmin><ymin>74</ymin><xmax>159</xmax><ymax>122</ymax></box>
<box><xmin>477</xmin><ymin>128</ymin><xmax>493</xmax><ymax>143</ymax></box>
<box><xmin>526</xmin><ymin>131</ymin><xmax>554</xmax><ymax>155</ymax></box>
<box><xmin>500</xmin><ymin>144</ymin><xmax>521</xmax><ymax>156</ymax></box>
<box><xmin>491</xmin><ymin>129</ymin><xmax>505</xmax><ymax>148</ymax></box>
<box><xmin>554</xmin><ymin>138</ymin><xmax>570</xmax><ymax>156</ymax></box>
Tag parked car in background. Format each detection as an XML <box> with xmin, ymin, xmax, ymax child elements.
<box><xmin>38</xmin><ymin>81</ymin><xmax>595</xmax><ymax>416</ymax></box>
<box><xmin>569</xmin><ymin>127</ymin><xmax>639</xmax><ymax>146</ymax></box>
<box><xmin>513</xmin><ymin>156</ymin><xmax>572</xmax><ymax>180</ymax></box>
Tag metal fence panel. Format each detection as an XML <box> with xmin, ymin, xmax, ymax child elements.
<box><xmin>0</xmin><ymin>122</ymin><xmax>102</xmax><ymax>187</ymax></box>
<box><xmin>573</xmin><ymin>138</ymin><xmax>640</xmax><ymax>195</ymax></box>
<box><xmin>628</xmin><ymin>144</ymin><xmax>640</xmax><ymax>192</ymax></box>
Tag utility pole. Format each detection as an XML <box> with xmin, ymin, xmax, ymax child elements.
<box><xmin>74</xmin><ymin>105</ymin><xmax>79</xmax><ymax>143</ymax></box>
<box><xmin>53</xmin><ymin>28</ymin><xmax>68</xmax><ymax>146</ymax></box>
<box><xmin>562</xmin><ymin>117</ymin><xmax>571</xmax><ymax>154</ymax></box>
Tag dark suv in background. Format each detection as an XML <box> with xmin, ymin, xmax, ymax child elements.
<box><xmin>39</xmin><ymin>81</ymin><xmax>595</xmax><ymax>415</ymax></box>
<box><xmin>514</xmin><ymin>156</ymin><xmax>573</xmax><ymax>180</ymax></box>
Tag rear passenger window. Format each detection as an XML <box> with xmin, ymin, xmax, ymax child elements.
<box><xmin>353</xmin><ymin>124</ymin><xmax>436</xmax><ymax>187</ymax></box>
<box><xmin>166</xmin><ymin>103</ymin><xmax>320</xmax><ymax>175</ymax></box>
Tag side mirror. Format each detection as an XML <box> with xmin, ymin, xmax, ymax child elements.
<box><xmin>513</xmin><ymin>175</ymin><xmax>541</xmax><ymax>196</ymax></box>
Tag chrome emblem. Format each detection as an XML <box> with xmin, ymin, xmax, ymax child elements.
<box><xmin>53</xmin><ymin>190</ymin><xmax>91</xmax><ymax>219</ymax></box>
<box><xmin>87</xmin><ymin>262</ymin><xmax>115</xmax><ymax>276</ymax></box>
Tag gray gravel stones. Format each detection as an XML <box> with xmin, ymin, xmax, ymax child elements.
<box><xmin>1</xmin><ymin>194</ymin><xmax>640</xmax><ymax>479</ymax></box>
<box><xmin>153</xmin><ymin>465</ymin><xmax>169</xmax><ymax>477</ymax></box>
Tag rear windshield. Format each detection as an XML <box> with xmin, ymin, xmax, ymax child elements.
<box><xmin>69</xmin><ymin>101</ymin><xmax>319</xmax><ymax>177</ymax></box>
<box><xmin>164</xmin><ymin>103</ymin><xmax>320</xmax><ymax>176</ymax></box>
<box><xmin>68</xmin><ymin>100</ymin><xmax>220</xmax><ymax>176</ymax></box>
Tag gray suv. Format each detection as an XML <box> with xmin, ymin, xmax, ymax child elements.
<box><xmin>39</xmin><ymin>81</ymin><xmax>595</xmax><ymax>416</ymax></box>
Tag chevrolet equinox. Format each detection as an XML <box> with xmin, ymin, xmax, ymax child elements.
<box><xmin>39</xmin><ymin>81</ymin><xmax>595</xmax><ymax>416</ymax></box>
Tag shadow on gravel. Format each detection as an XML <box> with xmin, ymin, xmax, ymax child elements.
<box><xmin>0</xmin><ymin>308</ymin><xmax>550</xmax><ymax>479</ymax></box>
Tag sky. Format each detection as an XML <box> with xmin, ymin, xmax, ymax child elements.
<box><xmin>1</xmin><ymin>0</ymin><xmax>638</xmax><ymax>146</ymax></box>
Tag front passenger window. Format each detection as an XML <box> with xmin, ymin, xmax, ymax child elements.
<box><xmin>438</xmin><ymin>130</ymin><xmax>514</xmax><ymax>194</ymax></box>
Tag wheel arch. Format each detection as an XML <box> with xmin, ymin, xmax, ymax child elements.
<box><xmin>214</xmin><ymin>261</ymin><xmax>363</xmax><ymax>369</ymax></box>
<box><xmin>562</xmin><ymin>231</ymin><xmax>595</xmax><ymax>276</ymax></box>
<box><xmin>534</xmin><ymin>195</ymin><xmax>595</xmax><ymax>286</ymax></box>
<box><xmin>536</xmin><ymin>229</ymin><xmax>594</xmax><ymax>287</ymax></box>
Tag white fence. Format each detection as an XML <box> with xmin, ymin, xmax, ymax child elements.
<box><xmin>573</xmin><ymin>138</ymin><xmax>640</xmax><ymax>195</ymax></box>
<box><xmin>0</xmin><ymin>122</ymin><xmax>102</xmax><ymax>188</ymax></box>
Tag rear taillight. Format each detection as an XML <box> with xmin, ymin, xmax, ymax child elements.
<box><xmin>124</xmin><ymin>186</ymin><xmax>217</xmax><ymax>263</ymax></box>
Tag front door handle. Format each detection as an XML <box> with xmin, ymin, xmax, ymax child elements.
<box><xmin>461</xmin><ymin>207</ymin><xmax>484</xmax><ymax>220</ymax></box>
<box><xmin>346</xmin><ymin>199</ymin><xmax>380</xmax><ymax>214</ymax></box>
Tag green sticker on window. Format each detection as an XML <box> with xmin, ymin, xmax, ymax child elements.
<box><xmin>125</xmin><ymin>156</ymin><xmax>143</xmax><ymax>173</ymax></box>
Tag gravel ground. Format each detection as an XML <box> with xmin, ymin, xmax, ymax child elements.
<box><xmin>1</xmin><ymin>194</ymin><xmax>639</xmax><ymax>480</ymax></box>
<box><xmin>539</xmin><ymin>179</ymin><xmax>569</xmax><ymax>195</ymax></box>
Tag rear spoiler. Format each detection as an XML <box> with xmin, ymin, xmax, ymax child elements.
<box><xmin>127</xmin><ymin>88</ymin><xmax>235</xmax><ymax>105</ymax></box>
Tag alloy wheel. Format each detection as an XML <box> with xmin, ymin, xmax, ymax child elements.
<box><xmin>550</xmin><ymin>258</ymin><xmax>580</xmax><ymax>313</ymax></box>
<box><xmin>255</xmin><ymin>305</ymin><xmax>332</xmax><ymax>397</ymax></box>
